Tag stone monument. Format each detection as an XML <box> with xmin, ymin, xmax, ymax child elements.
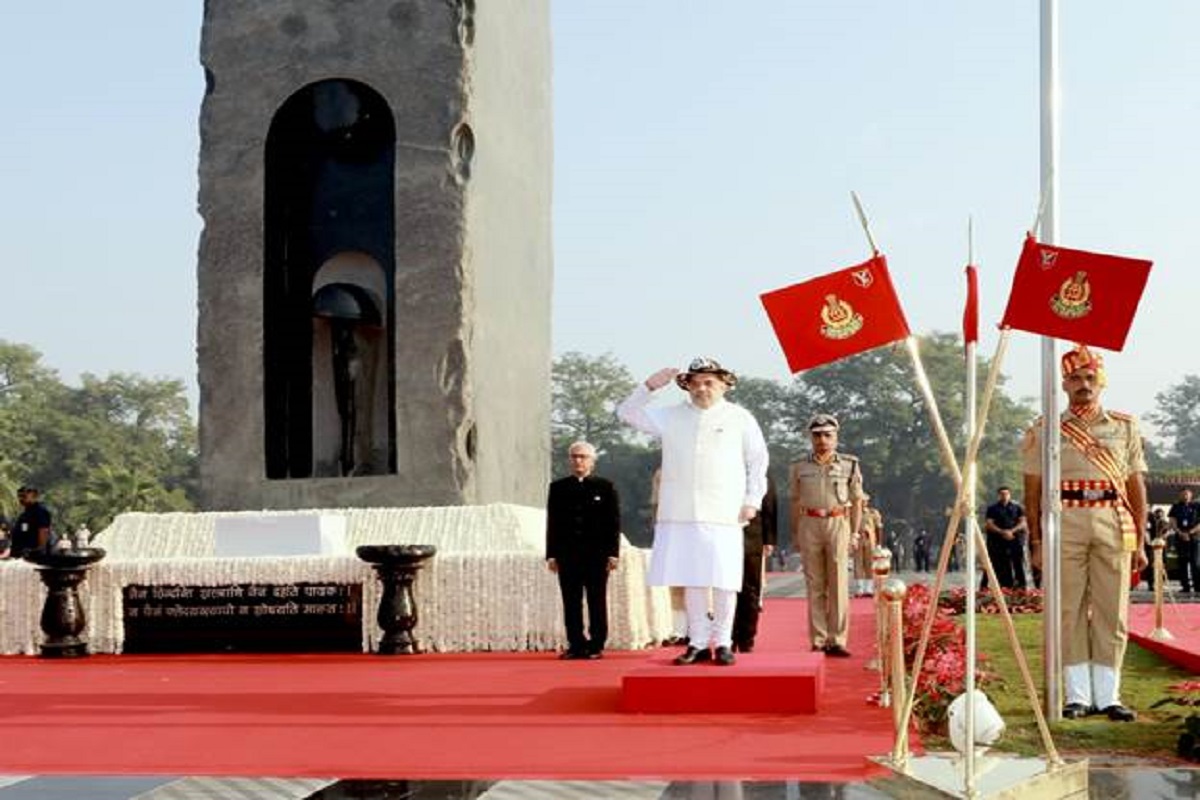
<box><xmin>196</xmin><ymin>0</ymin><xmax>552</xmax><ymax>510</ymax></box>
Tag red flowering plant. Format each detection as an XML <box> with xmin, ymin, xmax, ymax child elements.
<box><xmin>900</xmin><ymin>583</ymin><xmax>1001</xmax><ymax>730</ymax></box>
<box><xmin>1150</xmin><ymin>680</ymin><xmax>1200</xmax><ymax>762</ymax></box>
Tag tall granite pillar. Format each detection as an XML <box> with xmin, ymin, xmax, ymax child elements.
<box><xmin>197</xmin><ymin>0</ymin><xmax>552</xmax><ymax>510</ymax></box>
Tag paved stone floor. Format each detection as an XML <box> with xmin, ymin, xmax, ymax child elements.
<box><xmin>0</xmin><ymin>771</ymin><xmax>1197</xmax><ymax>798</ymax></box>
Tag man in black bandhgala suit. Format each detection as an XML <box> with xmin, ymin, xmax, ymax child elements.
<box><xmin>545</xmin><ymin>441</ymin><xmax>621</xmax><ymax>659</ymax></box>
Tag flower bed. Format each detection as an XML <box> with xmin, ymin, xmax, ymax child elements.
<box><xmin>902</xmin><ymin>583</ymin><xmax>1001</xmax><ymax>730</ymax></box>
<box><xmin>938</xmin><ymin>586</ymin><xmax>1044</xmax><ymax>616</ymax></box>
<box><xmin>1151</xmin><ymin>680</ymin><xmax>1200</xmax><ymax>762</ymax></box>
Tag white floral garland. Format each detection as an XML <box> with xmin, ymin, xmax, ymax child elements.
<box><xmin>0</xmin><ymin>505</ymin><xmax>672</xmax><ymax>655</ymax></box>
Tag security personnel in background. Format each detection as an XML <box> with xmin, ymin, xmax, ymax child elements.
<box><xmin>1167</xmin><ymin>488</ymin><xmax>1198</xmax><ymax>593</ymax></box>
<box><xmin>11</xmin><ymin>486</ymin><xmax>52</xmax><ymax>558</ymax></box>
<box><xmin>1025</xmin><ymin>344</ymin><xmax>1146</xmax><ymax>722</ymax></box>
<box><xmin>732</xmin><ymin>475</ymin><xmax>777</xmax><ymax>653</ymax></box>
<box><xmin>789</xmin><ymin>413</ymin><xmax>864</xmax><ymax>657</ymax></box>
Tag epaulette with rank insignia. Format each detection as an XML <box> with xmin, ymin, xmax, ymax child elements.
<box><xmin>1108</xmin><ymin>410</ymin><xmax>1135</xmax><ymax>422</ymax></box>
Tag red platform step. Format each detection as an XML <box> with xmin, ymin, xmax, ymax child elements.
<box><xmin>621</xmin><ymin>652</ymin><xmax>824</xmax><ymax>714</ymax></box>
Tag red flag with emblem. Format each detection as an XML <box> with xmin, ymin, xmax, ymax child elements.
<box><xmin>1000</xmin><ymin>234</ymin><xmax>1151</xmax><ymax>351</ymax></box>
<box><xmin>760</xmin><ymin>255</ymin><xmax>911</xmax><ymax>373</ymax></box>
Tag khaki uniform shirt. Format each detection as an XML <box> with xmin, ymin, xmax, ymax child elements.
<box><xmin>789</xmin><ymin>454</ymin><xmax>864</xmax><ymax>517</ymax></box>
<box><xmin>1022</xmin><ymin>408</ymin><xmax>1146</xmax><ymax>551</ymax></box>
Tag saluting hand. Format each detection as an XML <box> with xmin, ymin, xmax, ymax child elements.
<box><xmin>645</xmin><ymin>368</ymin><xmax>680</xmax><ymax>391</ymax></box>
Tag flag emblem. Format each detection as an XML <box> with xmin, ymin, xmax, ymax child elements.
<box><xmin>1050</xmin><ymin>271</ymin><xmax>1092</xmax><ymax>319</ymax></box>
<box><xmin>1040</xmin><ymin>249</ymin><xmax>1059</xmax><ymax>269</ymax></box>
<box><xmin>819</xmin><ymin>294</ymin><xmax>864</xmax><ymax>340</ymax></box>
<box><xmin>851</xmin><ymin>268</ymin><xmax>874</xmax><ymax>288</ymax></box>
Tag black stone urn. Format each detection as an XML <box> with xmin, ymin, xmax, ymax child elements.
<box><xmin>24</xmin><ymin>547</ymin><xmax>107</xmax><ymax>658</ymax></box>
<box><xmin>356</xmin><ymin>544</ymin><xmax>437</xmax><ymax>655</ymax></box>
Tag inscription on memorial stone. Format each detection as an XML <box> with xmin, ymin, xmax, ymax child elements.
<box><xmin>122</xmin><ymin>582</ymin><xmax>362</xmax><ymax>653</ymax></box>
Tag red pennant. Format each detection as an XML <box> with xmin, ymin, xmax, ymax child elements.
<box><xmin>963</xmin><ymin>265</ymin><xmax>979</xmax><ymax>346</ymax></box>
<box><xmin>1000</xmin><ymin>235</ymin><xmax>1151</xmax><ymax>351</ymax></box>
<box><xmin>760</xmin><ymin>255</ymin><xmax>911</xmax><ymax>373</ymax></box>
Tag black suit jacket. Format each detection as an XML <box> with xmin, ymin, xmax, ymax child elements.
<box><xmin>545</xmin><ymin>474</ymin><xmax>621</xmax><ymax>563</ymax></box>
<box><xmin>743</xmin><ymin>476</ymin><xmax>778</xmax><ymax>555</ymax></box>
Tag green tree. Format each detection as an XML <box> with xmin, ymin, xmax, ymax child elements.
<box><xmin>1149</xmin><ymin>375</ymin><xmax>1200</xmax><ymax>466</ymax></box>
<box><xmin>548</xmin><ymin>341</ymin><xmax>1037</xmax><ymax>553</ymax></box>
<box><xmin>550</xmin><ymin>351</ymin><xmax>637</xmax><ymax>455</ymax></box>
<box><xmin>786</xmin><ymin>333</ymin><xmax>1036</xmax><ymax>547</ymax></box>
<box><xmin>0</xmin><ymin>340</ymin><xmax>199</xmax><ymax>531</ymax></box>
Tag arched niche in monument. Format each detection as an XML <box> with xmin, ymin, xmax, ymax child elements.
<box><xmin>263</xmin><ymin>79</ymin><xmax>397</xmax><ymax>480</ymax></box>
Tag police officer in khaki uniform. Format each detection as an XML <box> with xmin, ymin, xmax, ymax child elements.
<box><xmin>789</xmin><ymin>413</ymin><xmax>864</xmax><ymax>657</ymax></box>
<box><xmin>1024</xmin><ymin>344</ymin><xmax>1147</xmax><ymax>722</ymax></box>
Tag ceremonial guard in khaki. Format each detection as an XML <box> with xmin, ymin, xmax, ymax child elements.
<box><xmin>790</xmin><ymin>414</ymin><xmax>864</xmax><ymax>657</ymax></box>
<box><xmin>852</xmin><ymin>495</ymin><xmax>881</xmax><ymax>597</ymax></box>
<box><xmin>1024</xmin><ymin>344</ymin><xmax>1147</xmax><ymax>721</ymax></box>
<box><xmin>618</xmin><ymin>357</ymin><xmax>768</xmax><ymax>666</ymax></box>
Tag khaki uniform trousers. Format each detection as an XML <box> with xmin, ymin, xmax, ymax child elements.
<box><xmin>798</xmin><ymin>515</ymin><xmax>851</xmax><ymax>649</ymax></box>
<box><xmin>853</xmin><ymin>524</ymin><xmax>875</xmax><ymax>580</ymax></box>
<box><xmin>1061</xmin><ymin>504</ymin><xmax>1129</xmax><ymax>669</ymax></box>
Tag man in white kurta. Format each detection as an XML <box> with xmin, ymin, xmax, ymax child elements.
<box><xmin>618</xmin><ymin>357</ymin><xmax>768</xmax><ymax>666</ymax></box>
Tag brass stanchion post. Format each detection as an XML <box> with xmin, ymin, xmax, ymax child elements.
<box><xmin>882</xmin><ymin>577</ymin><xmax>908</xmax><ymax>765</ymax></box>
<box><xmin>1149</xmin><ymin>537</ymin><xmax>1173</xmax><ymax>641</ymax></box>
<box><xmin>868</xmin><ymin>546</ymin><xmax>893</xmax><ymax>707</ymax></box>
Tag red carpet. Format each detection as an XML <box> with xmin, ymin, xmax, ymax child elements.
<box><xmin>1129</xmin><ymin>601</ymin><xmax>1200</xmax><ymax>674</ymax></box>
<box><xmin>0</xmin><ymin>597</ymin><xmax>908</xmax><ymax>781</ymax></box>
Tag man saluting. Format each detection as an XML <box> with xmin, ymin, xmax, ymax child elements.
<box><xmin>618</xmin><ymin>357</ymin><xmax>768</xmax><ymax>666</ymax></box>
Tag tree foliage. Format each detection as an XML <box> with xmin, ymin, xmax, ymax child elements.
<box><xmin>550</xmin><ymin>336</ymin><xmax>1037</xmax><ymax>550</ymax></box>
<box><xmin>1149</xmin><ymin>375</ymin><xmax>1200</xmax><ymax>467</ymax></box>
<box><xmin>0</xmin><ymin>340</ymin><xmax>197</xmax><ymax>531</ymax></box>
<box><xmin>550</xmin><ymin>351</ymin><xmax>636</xmax><ymax>456</ymax></box>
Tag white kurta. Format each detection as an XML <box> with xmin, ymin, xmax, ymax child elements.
<box><xmin>617</xmin><ymin>384</ymin><xmax>769</xmax><ymax>590</ymax></box>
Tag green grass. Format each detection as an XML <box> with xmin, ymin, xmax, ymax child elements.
<box><xmin>920</xmin><ymin>614</ymin><xmax>1191</xmax><ymax>762</ymax></box>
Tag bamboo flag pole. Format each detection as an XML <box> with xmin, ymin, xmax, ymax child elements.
<box><xmin>891</xmin><ymin>330</ymin><xmax>1062</xmax><ymax>767</ymax></box>
<box><xmin>846</xmin><ymin>196</ymin><xmax>1059</xmax><ymax>766</ymax></box>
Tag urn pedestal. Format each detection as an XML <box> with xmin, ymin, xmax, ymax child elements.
<box><xmin>25</xmin><ymin>547</ymin><xmax>107</xmax><ymax>658</ymax></box>
<box><xmin>357</xmin><ymin>545</ymin><xmax>436</xmax><ymax>655</ymax></box>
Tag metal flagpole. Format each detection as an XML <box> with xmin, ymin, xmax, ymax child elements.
<box><xmin>1040</xmin><ymin>0</ymin><xmax>1063</xmax><ymax>723</ymax></box>
<box><xmin>963</xmin><ymin>224</ymin><xmax>978</xmax><ymax>794</ymax></box>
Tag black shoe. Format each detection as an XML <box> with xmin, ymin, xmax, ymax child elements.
<box><xmin>586</xmin><ymin>650</ymin><xmax>603</xmax><ymax>660</ymax></box>
<box><xmin>811</xmin><ymin>644</ymin><xmax>825</xmax><ymax>652</ymax></box>
<box><xmin>824</xmin><ymin>644</ymin><xmax>852</xmax><ymax>658</ymax></box>
<box><xmin>1062</xmin><ymin>702</ymin><xmax>1092</xmax><ymax>719</ymax></box>
<box><xmin>662</xmin><ymin>635</ymin><xmax>690</xmax><ymax>647</ymax></box>
<box><xmin>714</xmin><ymin>646</ymin><xmax>736</xmax><ymax>666</ymax></box>
<box><xmin>674</xmin><ymin>646</ymin><xmax>711</xmax><ymax>665</ymax></box>
<box><xmin>559</xmin><ymin>650</ymin><xmax>585</xmax><ymax>660</ymax></box>
<box><xmin>1102</xmin><ymin>704</ymin><xmax>1136</xmax><ymax>722</ymax></box>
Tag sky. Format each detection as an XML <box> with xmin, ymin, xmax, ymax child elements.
<box><xmin>1</xmin><ymin>2</ymin><xmax>1197</xmax><ymax>439</ymax></box>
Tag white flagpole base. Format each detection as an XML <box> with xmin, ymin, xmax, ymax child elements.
<box><xmin>1148</xmin><ymin>627</ymin><xmax>1175</xmax><ymax>642</ymax></box>
<box><xmin>869</xmin><ymin>753</ymin><xmax>1088</xmax><ymax>799</ymax></box>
